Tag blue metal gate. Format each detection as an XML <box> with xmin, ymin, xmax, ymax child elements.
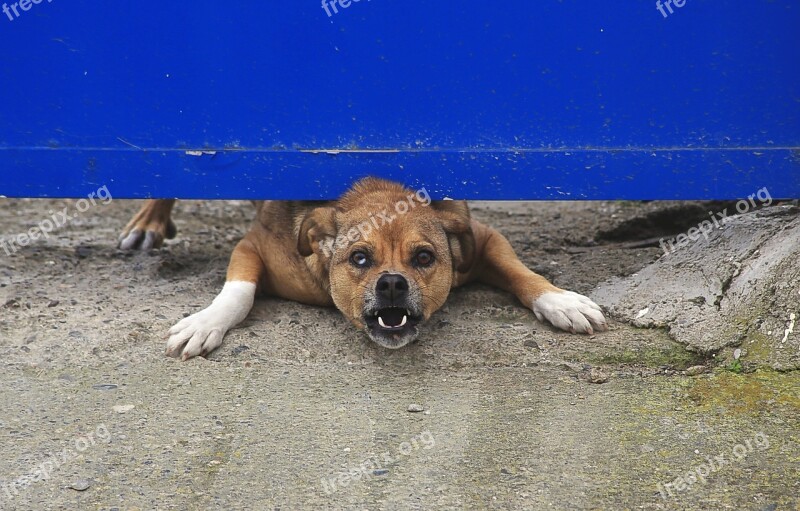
<box><xmin>1</xmin><ymin>1</ymin><xmax>798</xmax><ymax>199</ymax></box>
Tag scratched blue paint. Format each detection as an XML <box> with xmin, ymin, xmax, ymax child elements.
<box><xmin>0</xmin><ymin>1</ymin><xmax>798</xmax><ymax>199</ymax></box>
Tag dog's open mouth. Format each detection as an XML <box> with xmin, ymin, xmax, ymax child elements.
<box><xmin>363</xmin><ymin>307</ymin><xmax>422</xmax><ymax>348</ymax></box>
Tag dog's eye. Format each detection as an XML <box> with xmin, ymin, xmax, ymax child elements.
<box><xmin>350</xmin><ymin>251</ymin><xmax>370</xmax><ymax>268</ymax></box>
<box><xmin>414</xmin><ymin>250</ymin><xmax>435</xmax><ymax>267</ymax></box>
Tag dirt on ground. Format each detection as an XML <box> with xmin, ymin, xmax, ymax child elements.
<box><xmin>0</xmin><ymin>196</ymin><xmax>798</xmax><ymax>510</ymax></box>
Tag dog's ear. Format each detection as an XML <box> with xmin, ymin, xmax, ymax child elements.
<box><xmin>431</xmin><ymin>201</ymin><xmax>475</xmax><ymax>273</ymax></box>
<box><xmin>297</xmin><ymin>207</ymin><xmax>337</xmax><ymax>257</ymax></box>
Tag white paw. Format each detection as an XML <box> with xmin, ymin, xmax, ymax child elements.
<box><xmin>166</xmin><ymin>308</ymin><xmax>230</xmax><ymax>360</ymax></box>
<box><xmin>165</xmin><ymin>281</ymin><xmax>256</xmax><ymax>360</ymax></box>
<box><xmin>532</xmin><ymin>290</ymin><xmax>607</xmax><ymax>334</ymax></box>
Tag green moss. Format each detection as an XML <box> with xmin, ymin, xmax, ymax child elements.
<box><xmin>688</xmin><ymin>370</ymin><xmax>800</xmax><ymax>414</ymax></box>
<box><xmin>585</xmin><ymin>343</ymin><xmax>704</xmax><ymax>369</ymax></box>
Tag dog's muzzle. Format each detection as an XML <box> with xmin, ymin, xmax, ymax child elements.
<box><xmin>363</xmin><ymin>273</ymin><xmax>422</xmax><ymax>348</ymax></box>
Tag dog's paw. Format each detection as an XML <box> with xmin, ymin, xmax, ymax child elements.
<box><xmin>165</xmin><ymin>281</ymin><xmax>256</xmax><ymax>361</ymax></box>
<box><xmin>119</xmin><ymin>225</ymin><xmax>176</xmax><ymax>250</ymax></box>
<box><xmin>165</xmin><ymin>309</ymin><xmax>229</xmax><ymax>360</ymax></box>
<box><xmin>119</xmin><ymin>200</ymin><xmax>177</xmax><ymax>250</ymax></box>
<box><xmin>532</xmin><ymin>290</ymin><xmax>607</xmax><ymax>334</ymax></box>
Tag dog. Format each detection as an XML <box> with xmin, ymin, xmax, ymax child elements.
<box><xmin>153</xmin><ymin>178</ymin><xmax>607</xmax><ymax>360</ymax></box>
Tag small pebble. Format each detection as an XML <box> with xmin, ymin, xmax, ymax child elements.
<box><xmin>685</xmin><ymin>365</ymin><xmax>706</xmax><ymax>376</ymax></box>
<box><xmin>113</xmin><ymin>404</ymin><xmax>135</xmax><ymax>413</ymax></box>
<box><xmin>373</xmin><ymin>469</ymin><xmax>389</xmax><ymax>476</ymax></box>
<box><xmin>407</xmin><ymin>404</ymin><xmax>424</xmax><ymax>413</ymax></box>
<box><xmin>92</xmin><ymin>384</ymin><xmax>118</xmax><ymax>391</ymax></box>
<box><xmin>69</xmin><ymin>479</ymin><xmax>91</xmax><ymax>491</ymax></box>
<box><xmin>588</xmin><ymin>368</ymin><xmax>609</xmax><ymax>384</ymax></box>
<box><xmin>231</xmin><ymin>345</ymin><xmax>250</xmax><ymax>356</ymax></box>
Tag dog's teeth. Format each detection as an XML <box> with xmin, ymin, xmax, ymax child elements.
<box><xmin>374</xmin><ymin>311</ymin><xmax>379</xmax><ymax>317</ymax></box>
<box><xmin>400</xmin><ymin>315</ymin><xmax>407</xmax><ymax>327</ymax></box>
<box><xmin>378</xmin><ymin>316</ymin><xmax>387</xmax><ymax>328</ymax></box>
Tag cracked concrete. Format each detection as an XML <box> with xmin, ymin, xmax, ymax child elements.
<box><xmin>594</xmin><ymin>205</ymin><xmax>800</xmax><ymax>371</ymax></box>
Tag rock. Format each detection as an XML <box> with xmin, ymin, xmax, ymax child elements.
<box><xmin>588</xmin><ymin>368</ymin><xmax>609</xmax><ymax>384</ymax></box>
<box><xmin>523</xmin><ymin>340</ymin><xmax>540</xmax><ymax>349</ymax></box>
<box><xmin>231</xmin><ymin>345</ymin><xmax>250</xmax><ymax>356</ymax></box>
<box><xmin>113</xmin><ymin>404</ymin><xmax>135</xmax><ymax>413</ymax></box>
<box><xmin>592</xmin><ymin>208</ymin><xmax>800</xmax><ymax>370</ymax></box>
<box><xmin>68</xmin><ymin>479</ymin><xmax>91</xmax><ymax>491</ymax></box>
<box><xmin>685</xmin><ymin>365</ymin><xmax>706</xmax><ymax>376</ymax></box>
<box><xmin>92</xmin><ymin>384</ymin><xmax>118</xmax><ymax>391</ymax></box>
<box><xmin>407</xmin><ymin>404</ymin><xmax>424</xmax><ymax>413</ymax></box>
<box><xmin>373</xmin><ymin>469</ymin><xmax>389</xmax><ymax>476</ymax></box>
<box><xmin>75</xmin><ymin>246</ymin><xmax>91</xmax><ymax>259</ymax></box>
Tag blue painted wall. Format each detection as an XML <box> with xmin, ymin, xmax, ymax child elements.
<box><xmin>0</xmin><ymin>1</ymin><xmax>798</xmax><ymax>199</ymax></box>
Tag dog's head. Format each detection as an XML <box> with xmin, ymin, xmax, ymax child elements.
<box><xmin>298</xmin><ymin>179</ymin><xmax>474</xmax><ymax>348</ymax></box>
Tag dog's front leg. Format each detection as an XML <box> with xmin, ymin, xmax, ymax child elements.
<box><xmin>470</xmin><ymin>221</ymin><xmax>607</xmax><ymax>334</ymax></box>
<box><xmin>166</xmin><ymin>238</ymin><xmax>262</xmax><ymax>360</ymax></box>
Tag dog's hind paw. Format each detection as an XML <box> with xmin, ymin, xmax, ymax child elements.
<box><xmin>119</xmin><ymin>199</ymin><xmax>177</xmax><ymax>250</ymax></box>
<box><xmin>119</xmin><ymin>226</ymin><xmax>176</xmax><ymax>250</ymax></box>
<box><xmin>531</xmin><ymin>290</ymin><xmax>608</xmax><ymax>335</ymax></box>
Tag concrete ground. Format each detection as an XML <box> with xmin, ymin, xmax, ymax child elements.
<box><xmin>0</xmin><ymin>197</ymin><xmax>798</xmax><ymax>510</ymax></box>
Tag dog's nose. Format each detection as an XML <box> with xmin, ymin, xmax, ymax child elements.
<box><xmin>376</xmin><ymin>273</ymin><xmax>408</xmax><ymax>303</ymax></box>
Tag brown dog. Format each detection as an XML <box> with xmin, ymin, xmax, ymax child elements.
<box><xmin>162</xmin><ymin>178</ymin><xmax>607</xmax><ymax>360</ymax></box>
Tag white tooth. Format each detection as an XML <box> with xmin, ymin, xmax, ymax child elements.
<box><xmin>399</xmin><ymin>315</ymin><xmax>407</xmax><ymax>327</ymax></box>
<box><xmin>378</xmin><ymin>316</ymin><xmax>387</xmax><ymax>328</ymax></box>
<box><xmin>374</xmin><ymin>311</ymin><xmax>379</xmax><ymax>317</ymax></box>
